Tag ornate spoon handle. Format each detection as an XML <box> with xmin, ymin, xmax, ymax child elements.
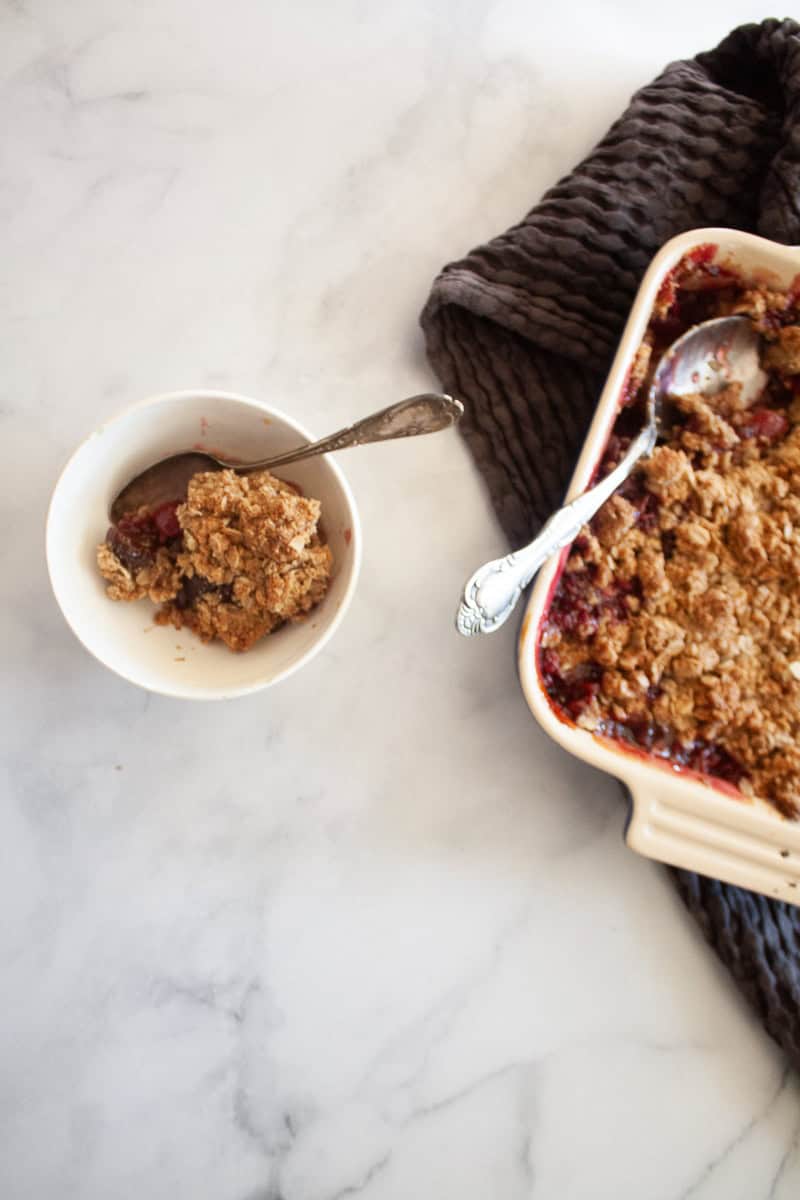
<box><xmin>242</xmin><ymin>394</ymin><xmax>463</xmax><ymax>470</ymax></box>
<box><xmin>455</xmin><ymin>423</ymin><xmax>655</xmax><ymax>636</ymax></box>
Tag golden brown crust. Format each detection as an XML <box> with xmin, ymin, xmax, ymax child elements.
<box><xmin>542</xmin><ymin>294</ymin><xmax>800</xmax><ymax>817</ymax></box>
<box><xmin>97</xmin><ymin>470</ymin><xmax>332</xmax><ymax>653</ymax></box>
<box><xmin>764</xmin><ymin>325</ymin><xmax>800</xmax><ymax>374</ymax></box>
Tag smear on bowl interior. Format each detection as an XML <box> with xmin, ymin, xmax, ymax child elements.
<box><xmin>97</xmin><ymin>469</ymin><xmax>332</xmax><ymax>652</ymax></box>
<box><xmin>538</xmin><ymin>246</ymin><xmax>800</xmax><ymax>818</ymax></box>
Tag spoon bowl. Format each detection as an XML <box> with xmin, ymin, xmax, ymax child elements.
<box><xmin>650</xmin><ymin>314</ymin><xmax>764</xmax><ymax>408</ymax></box>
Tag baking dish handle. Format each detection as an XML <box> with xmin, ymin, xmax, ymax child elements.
<box><xmin>624</xmin><ymin>775</ymin><xmax>800</xmax><ymax>904</ymax></box>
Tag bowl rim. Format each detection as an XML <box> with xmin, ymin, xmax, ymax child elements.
<box><xmin>517</xmin><ymin>227</ymin><xmax>800</xmax><ymax>903</ymax></box>
<box><xmin>46</xmin><ymin>388</ymin><xmax>362</xmax><ymax>700</ymax></box>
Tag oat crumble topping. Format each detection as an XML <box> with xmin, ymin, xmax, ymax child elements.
<box><xmin>97</xmin><ymin>469</ymin><xmax>332</xmax><ymax>652</ymax></box>
<box><xmin>539</xmin><ymin>248</ymin><xmax>800</xmax><ymax>818</ymax></box>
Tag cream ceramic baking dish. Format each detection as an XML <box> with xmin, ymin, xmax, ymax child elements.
<box><xmin>518</xmin><ymin>227</ymin><xmax>800</xmax><ymax>904</ymax></box>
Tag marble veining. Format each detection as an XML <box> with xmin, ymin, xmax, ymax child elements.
<box><xmin>2</xmin><ymin>1</ymin><xmax>799</xmax><ymax>1197</ymax></box>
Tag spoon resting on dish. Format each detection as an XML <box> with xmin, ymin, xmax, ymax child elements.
<box><xmin>455</xmin><ymin>316</ymin><xmax>764</xmax><ymax>637</ymax></box>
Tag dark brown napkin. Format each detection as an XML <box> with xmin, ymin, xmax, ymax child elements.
<box><xmin>421</xmin><ymin>18</ymin><xmax>800</xmax><ymax>1069</ymax></box>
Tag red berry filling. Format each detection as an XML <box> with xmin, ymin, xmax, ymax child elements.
<box><xmin>174</xmin><ymin>575</ymin><xmax>233</xmax><ymax>610</ymax></box>
<box><xmin>151</xmin><ymin>500</ymin><xmax>182</xmax><ymax>540</ymax></box>
<box><xmin>595</xmin><ymin>717</ymin><xmax>746</xmax><ymax>787</ymax></box>
<box><xmin>540</xmin><ymin>650</ymin><xmax>603</xmax><ymax>720</ymax></box>
<box><xmin>737</xmin><ymin>408</ymin><xmax>789</xmax><ymax>442</ymax></box>
<box><xmin>106</xmin><ymin>500</ymin><xmax>182</xmax><ymax>571</ymax></box>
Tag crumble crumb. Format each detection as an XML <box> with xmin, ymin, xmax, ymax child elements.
<box><xmin>764</xmin><ymin>325</ymin><xmax>800</xmax><ymax>374</ymax></box>
<box><xmin>96</xmin><ymin>539</ymin><xmax>181</xmax><ymax>602</ymax></box>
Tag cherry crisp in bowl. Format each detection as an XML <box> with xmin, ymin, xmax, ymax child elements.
<box><xmin>47</xmin><ymin>390</ymin><xmax>361</xmax><ymax>699</ymax></box>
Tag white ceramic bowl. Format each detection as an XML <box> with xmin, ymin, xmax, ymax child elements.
<box><xmin>47</xmin><ymin>390</ymin><xmax>361</xmax><ymax>699</ymax></box>
<box><xmin>519</xmin><ymin>228</ymin><xmax>800</xmax><ymax>904</ymax></box>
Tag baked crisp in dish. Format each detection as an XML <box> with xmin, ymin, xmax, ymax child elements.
<box><xmin>539</xmin><ymin>247</ymin><xmax>800</xmax><ymax>818</ymax></box>
<box><xmin>97</xmin><ymin>469</ymin><xmax>332</xmax><ymax>652</ymax></box>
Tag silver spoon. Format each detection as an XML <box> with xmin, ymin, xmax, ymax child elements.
<box><xmin>455</xmin><ymin>315</ymin><xmax>764</xmax><ymax>637</ymax></box>
<box><xmin>111</xmin><ymin>392</ymin><xmax>463</xmax><ymax>520</ymax></box>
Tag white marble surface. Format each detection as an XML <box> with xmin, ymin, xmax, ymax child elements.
<box><xmin>3</xmin><ymin>2</ymin><xmax>799</xmax><ymax>1196</ymax></box>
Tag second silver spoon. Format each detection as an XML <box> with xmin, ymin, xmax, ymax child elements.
<box><xmin>455</xmin><ymin>315</ymin><xmax>764</xmax><ymax>637</ymax></box>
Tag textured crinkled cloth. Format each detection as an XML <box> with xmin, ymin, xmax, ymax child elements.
<box><xmin>421</xmin><ymin>19</ymin><xmax>800</xmax><ymax>1070</ymax></box>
